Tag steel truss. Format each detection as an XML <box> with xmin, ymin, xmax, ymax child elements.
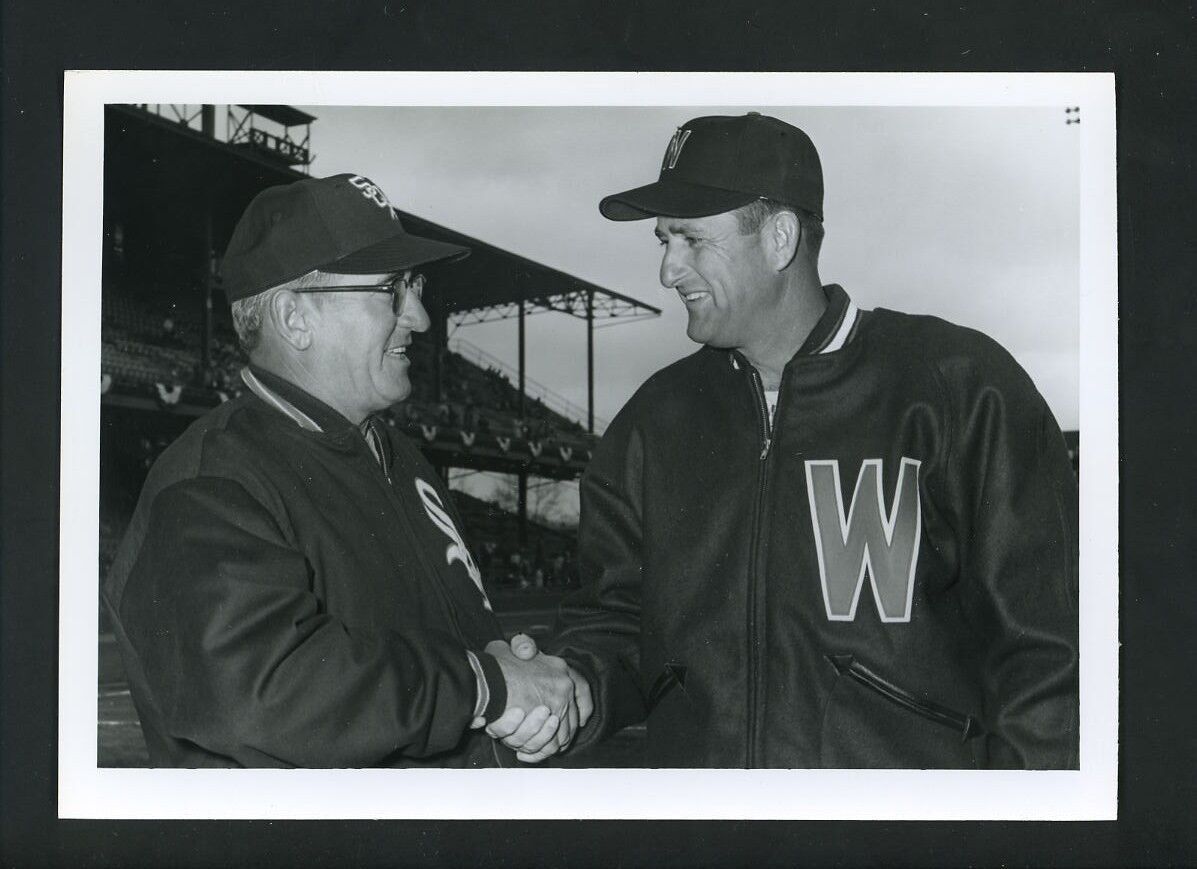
<box><xmin>449</xmin><ymin>288</ymin><xmax>658</xmax><ymax>327</ymax></box>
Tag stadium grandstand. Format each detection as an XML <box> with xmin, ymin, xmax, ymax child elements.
<box><xmin>97</xmin><ymin>104</ymin><xmax>658</xmax><ymax>766</ymax></box>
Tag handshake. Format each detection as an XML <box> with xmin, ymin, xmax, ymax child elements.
<box><xmin>471</xmin><ymin>634</ymin><xmax>593</xmax><ymax>763</ymax></box>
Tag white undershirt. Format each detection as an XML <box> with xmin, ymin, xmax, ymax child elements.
<box><xmin>765</xmin><ymin>389</ymin><xmax>779</xmax><ymax>429</ymax></box>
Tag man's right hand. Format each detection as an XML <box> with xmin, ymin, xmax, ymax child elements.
<box><xmin>480</xmin><ymin>634</ymin><xmax>593</xmax><ymax>762</ymax></box>
<box><xmin>484</xmin><ymin>637</ymin><xmax>577</xmax><ymax>753</ymax></box>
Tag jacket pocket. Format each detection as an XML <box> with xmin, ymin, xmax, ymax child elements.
<box><xmin>644</xmin><ymin>661</ymin><xmax>711</xmax><ymax>767</ymax></box>
<box><xmin>644</xmin><ymin>662</ymin><xmax>687</xmax><ymax>715</ymax></box>
<box><xmin>818</xmin><ymin>654</ymin><xmax>987</xmax><ymax>768</ymax></box>
<box><xmin>828</xmin><ymin>660</ymin><xmax>986</xmax><ymax>742</ymax></box>
<box><xmin>826</xmin><ymin>654</ymin><xmax>984</xmax><ymax>742</ymax></box>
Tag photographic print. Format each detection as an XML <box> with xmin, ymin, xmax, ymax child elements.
<box><xmin>60</xmin><ymin>71</ymin><xmax>1117</xmax><ymax>819</ymax></box>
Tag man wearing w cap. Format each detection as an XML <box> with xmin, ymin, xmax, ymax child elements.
<box><xmin>104</xmin><ymin>173</ymin><xmax>589</xmax><ymax>767</ymax></box>
<box><xmin>545</xmin><ymin>113</ymin><xmax>1078</xmax><ymax>768</ymax></box>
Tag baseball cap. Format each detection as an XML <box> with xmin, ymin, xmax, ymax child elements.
<box><xmin>599</xmin><ymin>113</ymin><xmax>824</xmax><ymax>222</ymax></box>
<box><xmin>221</xmin><ymin>173</ymin><xmax>470</xmax><ymax>303</ymax></box>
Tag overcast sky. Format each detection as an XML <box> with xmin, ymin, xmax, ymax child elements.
<box><xmin>301</xmin><ymin>105</ymin><xmax>1079</xmax><ymax>432</ymax></box>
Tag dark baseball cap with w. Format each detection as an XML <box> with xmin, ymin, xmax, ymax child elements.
<box><xmin>221</xmin><ymin>173</ymin><xmax>469</xmax><ymax>303</ymax></box>
<box><xmin>599</xmin><ymin>113</ymin><xmax>824</xmax><ymax>222</ymax></box>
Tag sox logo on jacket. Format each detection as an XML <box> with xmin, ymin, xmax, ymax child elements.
<box><xmin>415</xmin><ymin>477</ymin><xmax>491</xmax><ymax>611</ymax></box>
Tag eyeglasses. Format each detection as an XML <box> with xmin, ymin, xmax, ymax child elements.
<box><xmin>291</xmin><ymin>272</ymin><xmax>425</xmax><ymax>316</ymax></box>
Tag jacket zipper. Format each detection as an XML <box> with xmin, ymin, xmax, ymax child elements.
<box><xmin>744</xmin><ymin>360</ymin><xmax>777</xmax><ymax>767</ymax></box>
<box><xmin>365</xmin><ymin>421</ymin><xmax>393</xmax><ymax>485</ymax></box>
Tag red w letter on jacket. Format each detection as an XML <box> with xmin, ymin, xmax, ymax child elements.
<box><xmin>804</xmin><ymin>458</ymin><xmax>922</xmax><ymax>623</ymax></box>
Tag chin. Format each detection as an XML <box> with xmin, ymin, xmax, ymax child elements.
<box><xmin>685</xmin><ymin>321</ymin><xmax>709</xmax><ymax>345</ymax></box>
<box><xmin>686</xmin><ymin>323</ymin><xmax>728</xmax><ymax>348</ymax></box>
<box><xmin>375</xmin><ymin>380</ymin><xmax>411</xmax><ymax>407</ymax></box>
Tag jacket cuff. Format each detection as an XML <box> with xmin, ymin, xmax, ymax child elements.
<box><xmin>467</xmin><ymin>650</ymin><xmax>508</xmax><ymax>724</ymax></box>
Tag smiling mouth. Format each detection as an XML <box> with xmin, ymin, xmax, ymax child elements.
<box><xmin>679</xmin><ymin>290</ymin><xmax>710</xmax><ymax>303</ymax></box>
<box><xmin>385</xmin><ymin>346</ymin><xmax>408</xmax><ymax>358</ymax></box>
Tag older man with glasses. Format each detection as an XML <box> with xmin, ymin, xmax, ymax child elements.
<box><xmin>103</xmin><ymin>173</ymin><xmax>589</xmax><ymax>768</ymax></box>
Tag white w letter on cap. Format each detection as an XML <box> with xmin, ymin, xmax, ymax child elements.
<box><xmin>662</xmin><ymin>128</ymin><xmax>692</xmax><ymax>170</ymax></box>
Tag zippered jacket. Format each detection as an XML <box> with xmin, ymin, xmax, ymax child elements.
<box><xmin>553</xmin><ymin>286</ymin><xmax>1078</xmax><ymax>768</ymax></box>
<box><xmin>103</xmin><ymin>365</ymin><xmax>512</xmax><ymax>767</ymax></box>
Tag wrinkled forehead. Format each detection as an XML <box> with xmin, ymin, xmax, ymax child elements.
<box><xmin>653</xmin><ymin>212</ymin><xmax>739</xmax><ymax>238</ymax></box>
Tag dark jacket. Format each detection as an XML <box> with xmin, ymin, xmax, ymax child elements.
<box><xmin>554</xmin><ymin>287</ymin><xmax>1078</xmax><ymax>768</ymax></box>
<box><xmin>104</xmin><ymin>365</ymin><xmax>511</xmax><ymax>767</ymax></box>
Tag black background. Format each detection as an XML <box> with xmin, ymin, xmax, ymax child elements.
<box><xmin>3</xmin><ymin>2</ymin><xmax>1195</xmax><ymax>866</ymax></box>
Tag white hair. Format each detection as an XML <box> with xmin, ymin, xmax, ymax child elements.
<box><xmin>230</xmin><ymin>270</ymin><xmax>327</xmax><ymax>353</ymax></box>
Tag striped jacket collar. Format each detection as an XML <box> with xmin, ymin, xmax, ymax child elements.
<box><xmin>726</xmin><ymin>284</ymin><xmax>863</xmax><ymax>373</ymax></box>
<box><xmin>795</xmin><ymin>284</ymin><xmax>861</xmax><ymax>355</ymax></box>
<box><xmin>241</xmin><ymin>365</ymin><xmax>363</xmax><ymax>437</ymax></box>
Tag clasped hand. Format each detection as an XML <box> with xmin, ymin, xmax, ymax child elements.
<box><xmin>471</xmin><ymin>634</ymin><xmax>593</xmax><ymax>763</ymax></box>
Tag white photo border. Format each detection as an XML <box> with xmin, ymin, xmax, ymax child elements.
<box><xmin>60</xmin><ymin>70</ymin><xmax>1118</xmax><ymax>820</ymax></box>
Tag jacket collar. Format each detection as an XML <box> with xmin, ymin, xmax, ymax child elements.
<box><xmin>796</xmin><ymin>284</ymin><xmax>860</xmax><ymax>355</ymax></box>
<box><xmin>241</xmin><ymin>364</ymin><xmax>361</xmax><ymax>437</ymax></box>
<box><xmin>724</xmin><ymin>284</ymin><xmax>862</xmax><ymax>373</ymax></box>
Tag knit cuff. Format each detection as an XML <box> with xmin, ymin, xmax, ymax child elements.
<box><xmin>466</xmin><ymin>650</ymin><xmax>508</xmax><ymax>723</ymax></box>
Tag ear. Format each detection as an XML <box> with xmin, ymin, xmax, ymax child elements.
<box><xmin>268</xmin><ymin>290</ymin><xmax>315</xmax><ymax>352</ymax></box>
<box><xmin>765</xmin><ymin>210</ymin><xmax>802</xmax><ymax>271</ymax></box>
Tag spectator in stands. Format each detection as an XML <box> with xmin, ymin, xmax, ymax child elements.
<box><xmin>477</xmin><ymin>541</ymin><xmax>498</xmax><ymax>587</ymax></box>
<box><xmin>508</xmin><ymin>550</ymin><xmax>527</xmax><ymax>588</ymax></box>
<box><xmin>104</xmin><ymin>173</ymin><xmax>588</xmax><ymax>768</ymax></box>
<box><xmin>549</xmin><ymin>553</ymin><xmax>567</xmax><ymax>589</ymax></box>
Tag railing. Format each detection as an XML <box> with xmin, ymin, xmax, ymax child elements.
<box><xmin>246</xmin><ymin>128</ymin><xmax>310</xmax><ymax>165</ymax></box>
<box><xmin>131</xmin><ymin>105</ymin><xmax>311</xmax><ymax>169</ymax></box>
<box><xmin>448</xmin><ymin>337</ymin><xmax>608</xmax><ymax>434</ymax></box>
<box><xmin>132</xmin><ymin>104</ymin><xmax>207</xmax><ymax>134</ymax></box>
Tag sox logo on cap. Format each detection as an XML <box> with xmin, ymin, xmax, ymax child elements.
<box><xmin>347</xmin><ymin>175</ymin><xmax>396</xmax><ymax>214</ymax></box>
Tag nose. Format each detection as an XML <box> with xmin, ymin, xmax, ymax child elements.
<box><xmin>397</xmin><ymin>288</ymin><xmax>431</xmax><ymax>333</ymax></box>
<box><xmin>659</xmin><ymin>242</ymin><xmax>686</xmax><ymax>289</ymax></box>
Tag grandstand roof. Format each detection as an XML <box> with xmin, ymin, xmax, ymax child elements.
<box><xmin>399</xmin><ymin>212</ymin><xmax>661</xmax><ymax>324</ymax></box>
<box><xmin>105</xmin><ymin>104</ymin><xmax>661</xmax><ymax>324</ymax></box>
<box><xmin>237</xmin><ymin>104</ymin><xmax>316</xmax><ymax>127</ymax></box>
